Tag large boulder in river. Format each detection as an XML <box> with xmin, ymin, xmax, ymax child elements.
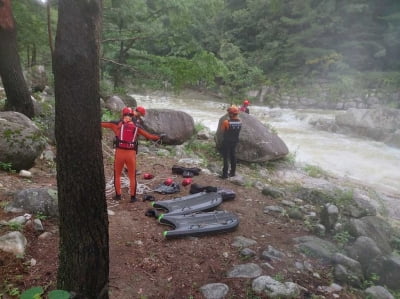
<box><xmin>142</xmin><ymin>109</ymin><xmax>195</xmax><ymax>145</ymax></box>
<box><xmin>0</xmin><ymin>112</ymin><xmax>46</xmax><ymax>171</ymax></box>
<box><xmin>335</xmin><ymin>108</ymin><xmax>400</xmax><ymax>148</ymax></box>
<box><xmin>104</xmin><ymin>95</ymin><xmax>126</xmax><ymax>113</ymax></box>
<box><xmin>215</xmin><ymin>112</ymin><xmax>289</xmax><ymax>162</ymax></box>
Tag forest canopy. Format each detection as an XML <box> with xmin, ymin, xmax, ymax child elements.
<box><xmin>11</xmin><ymin>0</ymin><xmax>400</xmax><ymax>98</ymax></box>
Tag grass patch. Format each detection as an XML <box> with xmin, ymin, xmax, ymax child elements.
<box><xmin>184</xmin><ymin>139</ymin><xmax>219</xmax><ymax>160</ymax></box>
<box><xmin>303</xmin><ymin>164</ymin><xmax>328</xmax><ymax>178</ymax></box>
<box><xmin>0</xmin><ymin>161</ymin><xmax>14</xmax><ymax>172</ymax></box>
<box><xmin>333</xmin><ymin>231</ymin><xmax>352</xmax><ymax>248</ymax></box>
<box><xmin>101</xmin><ymin>109</ymin><xmax>119</xmax><ymax>121</ymax></box>
<box><xmin>334</xmin><ymin>188</ymin><xmax>354</xmax><ymax>206</ymax></box>
<box><xmin>6</xmin><ymin>221</ymin><xmax>23</xmax><ymax>231</ymax></box>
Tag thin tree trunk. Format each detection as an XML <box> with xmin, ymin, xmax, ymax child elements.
<box><xmin>0</xmin><ymin>0</ymin><xmax>34</xmax><ymax>118</ymax></box>
<box><xmin>27</xmin><ymin>46</ymin><xmax>31</xmax><ymax>68</ymax></box>
<box><xmin>47</xmin><ymin>1</ymin><xmax>54</xmax><ymax>65</ymax></box>
<box><xmin>31</xmin><ymin>43</ymin><xmax>36</xmax><ymax>66</ymax></box>
<box><xmin>54</xmin><ymin>1</ymin><xmax>109</xmax><ymax>298</ymax></box>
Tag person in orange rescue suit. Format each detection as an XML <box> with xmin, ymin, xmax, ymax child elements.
<box><xmin>220</xmin><ymin>105</ymin><xmax>242</xmax><ymax>179</ymax></box>
<box><xmin>132</xmin><ymin>106</ymin><xmax>146</xmax><ymax>127</ymax></box>
<box><xmin>130</xmin><ymin>106</ymin><xmax>146</xmax><ymax>153</ymax></box>
<box><xmin>239</xmin><ymin>99</ymin><xmax>250</xmax><ymax>114</ymax></box>
<box><xmin>101</xmin><ymin>107</ymin><xmax>161</xmax><ymax>202</ymax></box>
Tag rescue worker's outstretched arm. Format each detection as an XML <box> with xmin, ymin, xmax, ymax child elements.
<box><xmin>137</xmin><ymin>128</ymin><xmax>162</xmax><ymax>141</ymax></box>
<box><xmin>101</xmin><ymin>121</ymin><xmax>120</xmax><ymax>135</ymax></box>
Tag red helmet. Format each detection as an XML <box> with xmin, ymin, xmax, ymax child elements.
<box><xmin>227</xmin><ymin>105</ymin><xmax>239</xmax><ymax>115</ymax></box>
<box><xmin>182</xmin><ymin>178</ymin><xmax>192</xmax><ymax>186</ymax></box>
<box><xmin>122</xmin><ymin>107</ymin><xmax>133</xmax><ymax>116</ymax></box>
<box><xmin>143</xmin><ymin>173</ymin><xmax>154</xmax><ymax>180</ymax></box>
<box><xmin>243</xmin><ymin>99</ymin><xmax>250</xmax><ymax>106</ymax></box>
<box><xmin>136</xmin><ymin>106</ymin><xmax>146</xmax><ymax>116</ymax></box>
<box><xmin>164</xmin><ymin>178</ymin><xmax>173</xmax><ymax>186</ymax></box>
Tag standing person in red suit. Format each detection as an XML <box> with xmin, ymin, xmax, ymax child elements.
<box><xmin>240</xmin><ymin>99</ymin><xmax>250</xmax><ymax>114</ymax></box>
<box><xmin>101</xmin><ymin>107</ymin><xmax>161</xmax><ymax>202</ymax></box>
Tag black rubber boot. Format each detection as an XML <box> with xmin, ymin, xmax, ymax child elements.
<box><xmin>130</xmin><ymin>196</ymin><xmax>137</xmax><ymax>203</ymax></box>
<box><xmin>113</xmin><ymin>194</ymin><xmax>122</xmax><ymax>201</ymax></box>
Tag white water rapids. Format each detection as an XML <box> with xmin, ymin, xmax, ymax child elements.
<box><xmin>132</xmin><ymin>93</ymin><xmax>400</xmax><ymax>201</ymax></box>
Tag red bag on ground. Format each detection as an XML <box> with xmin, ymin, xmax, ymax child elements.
<box><xmin>164</xmin><ymin>178</ymin><xmax>173</xmax><ymax>186</ymax></box>
<box><xmin>143</xmin><ymin>173</ymin><xmax>154</xmax><ymax>179</ymax></box>
<box><xmin>182</xmin><ymin>178</ymin><xmax>192</xmax><ymax>186</ymax></box>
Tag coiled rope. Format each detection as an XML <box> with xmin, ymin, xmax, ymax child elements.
<box><xmin>102</xmin><ymin>140</ymin><xmax>172</xmax><ymax>199</ymax></box>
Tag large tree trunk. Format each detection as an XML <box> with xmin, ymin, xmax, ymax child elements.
<box><xmin>0</xmin><ymin>0</ymin><xmax>34</xmax><ymax>118</ymax></box>
<box><xmin>54</xmin><ymin>1</ymin><xmax>109</xmax><ymax>298</ymax></box>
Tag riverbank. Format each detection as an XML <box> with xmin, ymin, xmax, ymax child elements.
<box><xmin>0</xmin><ymin>140</ymin><xmax>368</xmax><ymax>298</ymax></box>
<box><xmin>2</xmin><ymin>129</ymin><xmax>400</xmax><ymax>297</ymax></box>
<box><xmin>138</xmin><ymin>86</ymin><xmax>400</xmax><ymax>110</ymax></box>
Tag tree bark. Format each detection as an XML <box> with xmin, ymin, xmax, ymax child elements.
<box><xmin>54</xmin><ymin>1</ymin><xmax>109</xmax><ymax>298</ymax></box>
<box><xmin>0</xmin><ymin>0</ymin><xmax>34</xmax><ymax>118</ymax></box>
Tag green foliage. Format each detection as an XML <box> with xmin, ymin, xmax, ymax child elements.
<box><xmin>48</xmin><ymin>290</ymin><xmax>71</xmax><ymax>299</ymax></box>
<box><xmin>303</xmin><ymin>217</ymin><xmax>317</xmax><ymax>233</ymax></box>
<box><xmin>390</xmin><ymin>236</ymin><xmax>400</xmax><ymax>254</ymax></box>
<box><xmin>245</xmin><ymin>284</ymin><xmax>262</xmax><ymax>299</ymax></box>
<box><xmin>35</xmin><ymin>213</ymin><xmax>48</xmax><ymax>221</ymax></box>
<box><xmin>335</xmin><ymin>189</ymin><xmax>354</xmax><ymax>206</ymax></box>
<box><xmin>20</xmin><ymin>286</ymin><xmax>70</xmax><ymax>299</ymax></box>
<box><xmin>155</xmin><ymin>51</ymin><xmax>227</xmax><ymax>91</ymax></box>
<box><xmin>20</xmin><ymin>286</ymin><xmax>43</xmax><ymax>299</ymax></box>
<box><xmin>0</xmin><ymin>97</ymin><xmax>5</xmax><ymax>110</ymax></box>
<box><xmin>7</xmin><ymin>221</ymin><xmax>23</xmax><ymax>231</ymax></box>
<box><xmin>273</xmin><ymin>272</ymin><xmax>285</xmax><ymax>282</ymax></box>
<box><xmin>12</xmin><ymin>0</ymin><xmax>53</xmax><ymax>66</ymax></box>
<box><xmin>303</xmin><ymin>164</ymin><xmax>327</xmax><ymax>178</ymax></box>
<box><xmin>194</xmin><ymin>122</ymin><xmax>206</xmax><ymax>133</ymax></box>
<box><xmin>101</xmin><ymin>109</ymin><xmax>119</xmax><ymax>121</ymax></box>
<box><xmin>10</xmin><ymin>0</ymin><xmax>400</xmax><ymax>95</ymax></box>
<box><xmin>184</xmin><ymin>139</ymin><xmax>218</xmax><ymax>160</ymax></box>
<box><xmin>218</xmin><ymin>41</ymin><xmax>265</xmax><ymax>98</ymax></box>
<box><xmin>281</xmin><ymin>152</ymin><xmax>297</xmax><ymax>167</ymax></box>
<box><xmin>333</xmin><ymin>231</ymin><xmax>351</xmax><ymax>247</ymax></box>
<box><xmin>11</xmin><ymin>0</ymin><xmax>400</xmax><ymax>94</ymax></box>
<box><xmin>100</xmin><ymin>79</ymin><xmax>115</xmax><ymax>97</ymax></box>
<box><xmin>390</xmin><ymin>290</ymin><xmax>400</xmax><ymax>299</ymax></box>
<box><xmin>361</xmin><ymin>273</ymin><xmax>380</xmax><ymax>289</ymax></box>
<box><xmin>0</xmin><ymin>161</ymin><xmax>14</xmax><ymax>172</ymax></box>
<box><xmin>2</xmin><ymin>282</ymin><xmax>20</xmax><ymax>297</ymax></box>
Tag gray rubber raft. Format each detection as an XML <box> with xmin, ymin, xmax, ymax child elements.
<box><xmin>151</xmin><ymin>189</ymin><xmax>235</xmax><ymax>216</ymax></box>
<box><xmin>159</xmin><ymin>210</ymin><xmax>239</xmax><ymax>239</ymax></box>
<box><xmin>149</xmin><ymin>189</ymin><xmax>238</xmax><ymax>238</ymax></box>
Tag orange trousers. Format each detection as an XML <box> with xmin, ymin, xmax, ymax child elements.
<box><xmin>113</xmin><ymin>148</ymin><xmax>137</xmax><ymax>196</ymax></box>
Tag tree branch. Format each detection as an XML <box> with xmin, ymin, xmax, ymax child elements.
<box><xmin>101</xmin><ymin>57</ymin><xmax>137</xmax><ymax>72</ymax></box>
<box><xmin>102</xmin><ymin>36</ymin><xmax>144</xmax><ymax>43</ymax></box>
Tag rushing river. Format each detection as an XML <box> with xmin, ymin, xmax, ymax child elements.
<box><xmin>132</xmin><ymin>93</ymin><xmax>400</xmax><ymax>199</ymax></box>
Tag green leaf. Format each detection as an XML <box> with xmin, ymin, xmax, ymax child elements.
<box><xmin>20</xmin><ymin>286</ymin><xmax>44</xmax><ymax>299</ymax></box>
<box><xmin>48</xmin><ymin>290</ymin><xmax>71</xmax><ymax>299</ymax></box>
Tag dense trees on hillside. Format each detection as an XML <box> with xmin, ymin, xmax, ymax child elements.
<box><xmin>10</xmin><ymin>0</ymin><xmax>400</xmax><ymax>98</ymax></box>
